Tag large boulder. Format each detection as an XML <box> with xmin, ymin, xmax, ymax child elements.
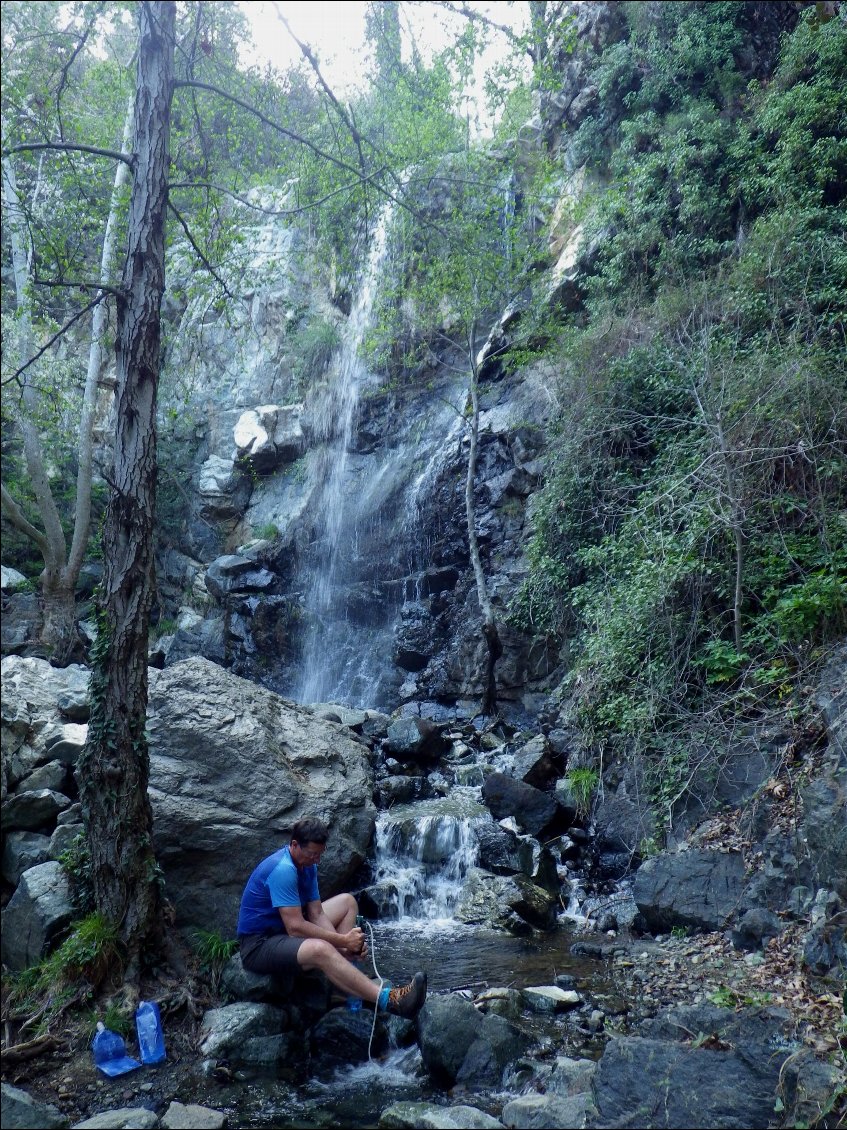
<box><xmin>481</xmin><ymin>772</ymin><xmax>563</xmax><ymax>837</ymax></box>
<box><xmin>801</xmin><ymin>769</ymin><xmax>847</xmax><ymax>901</ymax></box>
<box><xmin>1</xmin><ymin>1082</ymin><xmax>68</xmax><ymax>1130</ymax></box>
<box><xmin>146</xmin><ymin>658</ymin><xmax>375</xmax><ymax>934</ymax></box>
<box><xmin>204</xmin><ymin>555</ymin><xmax>275</xmax><ymax>601</ymax></box>
<box><xmin>234</xmin><ymin>403</ymin><xmax>305</xmax><ymax>473</ymax></box>
<box><xmin>592</xmin><ymin>1005</ymin><xmax>796</xmax><ymax>1129</ymax></box>
<box><xmin>1</xmin><ymin>861</ymin><xmax>74</xmax><ymax>971</ymax></box>
<box><xmin>416</xmin><ymin>994</ymin><xmax>532</xmax><ymax>1089</ymax></box>
<box><xmin>633</xmin><ymin>849</ymin><xmax>745</xmax><ymax>933</ymax></box>
<box><xmin>198</xmin><ymin>1001</ymin><xmax>305</xmax><ymax>1077</ymax></box>
<box><xmin>1</xmin><ymin>658</ymin><xmax>89</xmax><ymax>765</ymax></box>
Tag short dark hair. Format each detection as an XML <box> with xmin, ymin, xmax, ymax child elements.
<box><xmin>291</xmin><ymin>816</ymin><xmax>329</xmax><ymax>846</ymax></box>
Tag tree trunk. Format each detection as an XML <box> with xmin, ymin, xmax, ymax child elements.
<box><xmin>465</xmin><ymin>336</ymin><xmax>502</xmax><ymax>716</ymax></box>
<box><xmin>1</xmin><ymin>93</ymin><xmax>134</xmax><ymax>665</ymax></box>
<box><xmin>78</xmin><ymin>0</ymin><xmax>175</xmax><ymax>980</ymax></box>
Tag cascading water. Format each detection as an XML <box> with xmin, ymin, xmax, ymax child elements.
<box><xmin>296</xmin><ymin>206</ymin><xmax>395</xmax><ymax>706</ymax></box>
<box><xmin>370</xmin><ymin>793</ymin><xmax>485</xmax><ymax>921</ymax></box>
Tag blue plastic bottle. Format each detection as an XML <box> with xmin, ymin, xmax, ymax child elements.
<box><xmin>92</xmin><ymin>1022</ymin><xmax>141</xmax><ymax>1077</ymax></box>
<box><xmin>135</xmin><ymin>1000</ymin><xmax>166</xmax><ymax>1065</ymax></box>
<box><xmin>347</xmin><ymin>995</ymin><xmax>363</xmax><ymax>1012</ymax></box>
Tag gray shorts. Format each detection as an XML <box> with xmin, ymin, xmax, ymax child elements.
<box><xmin>239</xmin><ymin>932</ymin><xmax>305</xmax><ymax>974</ymax></box>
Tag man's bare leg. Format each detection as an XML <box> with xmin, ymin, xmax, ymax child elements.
<box><xmin>321</xmin><ymin>892</ymin><xmax>357</xmax><ymax>933</ymax></box>
<box><xmin>297</xmin><ymin>939</ymin><xmax>380</xmax><ymax>1004</ymax></box>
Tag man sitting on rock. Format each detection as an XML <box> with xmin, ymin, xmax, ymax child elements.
<box><xmin>237</xmin><ymin>815</ymin><xmax>427</xmax><ymax>1018</ymax></box>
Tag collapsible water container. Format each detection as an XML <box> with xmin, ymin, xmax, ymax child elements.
<box><xmin>92</xmin><ymin>1021</ymin><xmax>141</xmax><ymax>1077</ymax></box>
<box><xmin>135</xmin><ymin>1000</ymin><xmax>166</xmax><ymax>1064</ymax></box>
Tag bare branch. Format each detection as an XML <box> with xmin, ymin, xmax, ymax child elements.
<box><xmin>273</xmin><ymin>3</ymin><xmax>369</xmax><ymax>171</ymax></box>
<box><xmin>168</xmin><ymin>168</ymin><xmax>388</xmax><ymax>215</ymax></box>
<box><xmin>430</xmin><ymin>1</ymin><xmax>534</xmax><ymax>57</ymax></box>
<box><xmin>1</xmin><ymin>141</ymin><xmax>135</xmax><ymax>167</ymax></box>
<box><xmin>167</xmin><ymin>200</ymin><xmax>235</xmax><ymax>300</ymax></box>
<box><xmin>55</xmin><ymin>2</ymin><xmax>107</xmax><ymax>140</ymax></box>
<box><xmin>2</xmin><ymin>292</ymin><xmax>113</xmax><ymax>387</ymax></box>
<box><xmin>173</xmin><ymin>79</ymin><xmax>449</xmax><ymax>238</ymax></box>
<box><xmin>1</xmin><ymin>482</ymin><xmax>50</xmax><ymax>555</ymax></box>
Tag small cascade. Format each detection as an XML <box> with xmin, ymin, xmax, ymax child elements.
<box><xmin>369</xmin><ymin>793</ymin><xmax>486</xmax><ymax>922</ymax></box>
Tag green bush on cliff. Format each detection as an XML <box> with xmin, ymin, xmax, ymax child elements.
<box><xmin>518</xmin><ymin>7</ymin><xmax>847</xmax><ymax>758</ymax></box>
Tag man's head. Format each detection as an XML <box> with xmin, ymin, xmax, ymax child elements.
<box><xmin>289</xmin><ymin>816</ymin><xmax>329</xmax><ymax>868</ymax></box>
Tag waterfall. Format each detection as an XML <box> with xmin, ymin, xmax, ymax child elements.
<box><xmin>296</xmin><ymin>206</ymin><xmax>394</xmax><ymax>705</ymax></box>
<box><xmin>369</xmin><ymin>793</ymin><xmax>486</xmax><ymax>923</ymax></box>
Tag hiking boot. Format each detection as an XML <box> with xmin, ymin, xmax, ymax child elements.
<box><xmin>386</xmin><ymin>972</ymin><xmax>427</xmax><ymax>1018</ymax></box>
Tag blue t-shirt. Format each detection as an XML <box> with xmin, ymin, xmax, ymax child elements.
<box><xmin>236</xmin><ymin>846</ymin><xmax>320</xmax><ymax>937</ymax></box>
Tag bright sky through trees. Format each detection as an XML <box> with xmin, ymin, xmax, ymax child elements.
<box><xmin>238</xmin><ymin>1</ymin><xmax>528</xmax><ymax>128</ymax></box>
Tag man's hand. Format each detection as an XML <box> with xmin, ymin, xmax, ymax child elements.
<box><xmin>340</xmin><ymin>926</ymin><xmax>366</xmax><ymax>957</ymax></box>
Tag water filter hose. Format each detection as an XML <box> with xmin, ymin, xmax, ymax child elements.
<box><xmin>362</xmin><ymin>917</ymin><xmax>384</xmax><ymax>1062</ymax></box>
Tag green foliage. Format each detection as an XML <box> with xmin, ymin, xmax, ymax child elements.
<box><xmin>518</xmin><ymin>6</ymin><xmax>846</xmax><ymax>820</ymax></box>
<box><xmin>59</xmin><ymin>832</ymin><xmax>95</xmax><ymax>915</ymax></box>
<box><xmin>565</xmin><ymin>767</ymin><xmax>599</xmax><ymax>818</ymax></box>
<box><xmin>289</xmin><ymin>316</ymin><xmax>340</xmax><ymax>390</ymax></box>
<box><xmin>6</xmin><ymin>912</ymin><xmax>123</xmax><ymax>1029</ymax></box>
<box><xmin>192</xmin><ymin>928</ymin><xmax>237</xmax><ymax>993</ymax></box>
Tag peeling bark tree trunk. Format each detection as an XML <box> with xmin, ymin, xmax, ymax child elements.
<box><xmin>78</xmin><ymin>0</ymin><xmax>175</xmax><ymax>978</ymax></box>
<box><xmin>465</xmin><ymin>328</ymin><xmax>503</xmax><ymax>716</ymax></box>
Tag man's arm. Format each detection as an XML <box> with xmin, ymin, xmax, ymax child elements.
<box><xmin>279</xmin><ymin>903</ymin><xmax>364</xmax><ymax>955</ymax></box>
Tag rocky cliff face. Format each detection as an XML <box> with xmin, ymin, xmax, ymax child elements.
<box><xmin>153</xmin><ymin>203</ymin><xmax>570</xmax><ymax>717</ymax></box>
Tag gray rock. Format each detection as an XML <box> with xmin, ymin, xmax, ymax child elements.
<box><xmin>1</xmin><ymin>1082</ymin><xmax>68</xmax><ymax>1129</ymax></box>
<box><xmin>17</xmin><ymin>759</ymin><xmax>68</xmax><ymax>794</ymax></box>
<box><xmin>2</xmin><ymin>831</ymin><xmax>51</xmax><ymax>884</ymax></box>
<box><xmin>803</xmin><ymin>890</ymin><xmax>847</xmax><ymax>976</ymax></box>
<box><xmin>1</xmin><ymin>566</ymin><xmax>29</xmax><ymax>592</ymax></box>
<box><xmin>778</xmin><ymin>1048</ymin><xmax>846</xmax><ymax>1130</ymax></box>
<box><xmin>220</xmin><ymin>953</ymin><xmax>283</xmax><ymax>1002</ymax></box>
<box><xmin>519</xmin><ymin>986</ymin><xmax>581</xmax><ymax>1013</ymax></box>
<box><xmin>385</xmin><ymin>717</ymin><xmax>449</xmax><ymax>762</ymax></box>
<box><xmin>802</xmin><ymin>770</ymin><xmax>847</xmax><ymax>901</ymax></box>
<box><xmin>199</xmin><ymin>1002</ymin><xmax>290</xmax><ymax>1066</ymax></box>
<box><xmin>455</xmin><ymin>869</ymin><xmax>557</xmax><ymax>933</ymax></box>
<box><xmin>1</xmin><ymin>861</ymin><xmax>74</xmax><ymax>970</ymax></box>
<box><xmin>510</xmin><ymin>735</ymin><xmax>559</xmax><ymax>788</ymax></box>
<box><xmin>234</xmin><ymin>403</ymin><xmax>305</xmax><ymax>472</ymax></box>
<box><xmin>309</xmin><ymin>1006</ymin><xmax>389</xmax><ymax>1067</ymax></box>
<box><xmin>417</xmin><ymin>994</ymin><xmax>532</xmax><ymax>1088</ymax></box>
<box><xmin>49</xmin><ymin>823</ymin><xmax>85</xmax><ymax>860</ymax></box>
<box><xmin>481</xmin><ymin>772</ymin><xmax>564</xmax><ymax>837</ymax></box>
<box><xmin>197</xmin><ymin>454</ymin><xmax>251</xmax><ymax>520</ymax></box>
<box><xmin>633</xmin><ymin>850</ymin><xmax>746</xmax><ymax>933</ymax></box>
<box><xmin>475</xmin><ymin>823</ymin><xmax>559</xmax><ymax>891</ymax></box>
<box><xmin>147</xmin><ymin>657</ymin><xmax>375</xmax><ymax>933</ymax></box>
<box><xmin>56</xmin><ymin>802</ymin><xmax>83</xmax><ymax>826</ymax></box>
<box><xmin>731</xmin><ymin>908</ymin><xmax>783</xmax><ymax>951</ymax></box>
<box><xmin>161</xmin><ymin>1102</ymin><xmax>226</xmax><ymax>1129</ymax></box>
<box><xmin>44</xmin><ymin>723</ymin><xmax>88</xmax><ymax>764</ymax></box>
<box><xmin>545</xmin><ymin>1056</ymin><xmax>597</xmax><ymax>1096</ymax></box>
<box><xmin>2</xmin><ymin>788</ymin><xmax>72</xmax><ymax>831</ymax></box>
<box><xmin>0</xmin><ymin>659</ymin><xmax>89</xmax><ymax>740</ymax></box>
<box><xmin>592</xmin><ymin>1034</ymin><xmax>784</xmax><ymax>1129</ymax></box>
<box><xmin>379</xmin><ymin>1102</ymin><xmax>505</xmax><ymax>1129</ymax></box>
<box><xmin>593</xmin><ymin>767</ymin><xmax>655</xmax><ymax>854</ymax></box>
<box><xmin>0</xmin><ymin>592</ymin><xmax>41</xmax><ymax>655</ymax></box>
<box><xmin>204</xmin><ymin>555</ymin><xmax>275</xmax><ymax>600</ymax></box>
<box><xmin>500</xmin><ymin>1092</ymin><xmax>596</xmax><ymax>1129</ymax></box>
<box><xmin>72</xmin><ymin>1110</ymin><xmax>158</xmax><ymax>1129</ymax></box>
<box><xmin>813</xmin><ymin>642</ymin><xmax>846</xmax><ymax>756</ymax></box>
